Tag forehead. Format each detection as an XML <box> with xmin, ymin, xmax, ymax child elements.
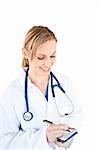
<box><xmin>36</xmin><ymin>40</ymin><xmax>57</xmax><ymax>55</ymax></box>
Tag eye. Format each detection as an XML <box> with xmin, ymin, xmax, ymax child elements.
<box><xmin>50</xmin><ymin>55</ymin><xmax>56</xmax><ymax>58</ymax></box>
<box><xmin>37</xmin><ymin>57</ymin><xmax>45</xmax><ymax>60</ymax></box>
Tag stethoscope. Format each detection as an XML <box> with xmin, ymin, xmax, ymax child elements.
<box><xmin>23</xmin><ymin>68</ymin><xmax>74</xmax><ymax>121</ymax></box>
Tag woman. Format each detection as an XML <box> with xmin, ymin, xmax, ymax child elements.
<box><xmin>0</xmin><ymin>26</ymin><xmax>82</xmax><ymax>150</ymax></box>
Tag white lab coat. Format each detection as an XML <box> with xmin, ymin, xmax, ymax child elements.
<box><xmin>0</xmin><ymin>69</ymin><xmax>82</xmax><ymax>150</ymax></box>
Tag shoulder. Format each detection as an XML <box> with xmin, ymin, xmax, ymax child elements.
<box><xmin>52</xmin><ymin>71</ymin><xmax>75</xmax><ymax>94</ymax></box>
<box><xmin>51</xmin><ymin>71</ymin><xmax>77</xmax><ymax>104</ymax></box>
<box><xmin>0</xmin><ymin>80</ymin><xmax>19</xmax><ymax>104</ymax></box>
<box><xmin>0</xmin><ymin>70</ymin><xmax>24</xmax><ymax>104</ymax></box>
<box><xmin>52</xmin><ymin>71</ymin><xmax>72</xmax><ymax>85</ymax></box>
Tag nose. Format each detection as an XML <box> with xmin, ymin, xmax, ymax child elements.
<box><xmin>44</xmin><ymin>58</ymin><xmax>52</xmax><ymax>68</ymax></box>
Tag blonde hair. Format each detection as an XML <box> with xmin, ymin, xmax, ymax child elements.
<box><xmin>22</xmin><ymin>26</ymin><xmax>57</xmax><ymax>68</ymax></box>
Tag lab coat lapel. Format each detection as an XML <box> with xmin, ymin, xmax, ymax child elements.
<box><xmin>18</xmin><ymin>69</ymin><xmax>48</xmax><ymax>129</ymax></box>
<box><xmin>46</xmin><ymin>76</ymin><xmax>61</xmax><ymax>124</ymax></box>
<box><xmin>21</xmin><ymin>84</ymin><xmax>48</xmax><ymax>131</ymax></box>
<box><xmin>19</xmin><ymin>68</ymin><xmax>47</xmax><ymax>118</ymax></box>
<box><xmin>28</xmin><ymin>83</ymin><xmax>48</xmax><ymax>120</ymax></box>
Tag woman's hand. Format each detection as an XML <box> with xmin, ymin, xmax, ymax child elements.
<box><xmin>46</xmin><ymin>124</ymin><xmax>76</xmax><ymax>148</ymax></box>
<box><xmin>46</xmin><ymin>124</ymin><xmax>68</xmax><ymax>143</ymax></box>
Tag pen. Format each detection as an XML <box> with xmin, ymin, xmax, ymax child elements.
<box><xmin>43</xmin><ymin>119</ymin><xmax>53</xmax><ymax>125</ymax></box>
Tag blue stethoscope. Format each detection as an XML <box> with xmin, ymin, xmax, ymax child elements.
<box><xmin>23</xmin><ymin>68</ymin><xmax>74</xmax><ymax>121</ymax></box>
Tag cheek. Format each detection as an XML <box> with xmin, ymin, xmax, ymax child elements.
<box><xmin>29</xmin><ymin>62</ymin><xmax>39</xmax><ymax>70</ymax></box>
<box><xmin>52</xmin><ymin>59</ymin><xmax>56</xmax><ymax>64</ymax></box>
<box><xmin>32</xmin><ymin>60</ymin><xmax>41</xmax><ymax>67</ymax></box>
<box><xmin>35</xmin><ymin>58</ymin><xmax>56</xmax><ymax>67</ymax></box>
<box><xmin>51</xmin><ymin>62</ymin><xmax>55</xmax><ymax>66</ymax></box>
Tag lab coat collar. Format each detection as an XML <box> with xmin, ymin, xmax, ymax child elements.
<box><xmin>18</xmin><ymin>68</ymin><xmax>52</xmax><ymax>94</ymax></box>
<box><xmin>18</xmin><ymin>68</ymin><xmax>34</xmax><ymax>91</ymax></box>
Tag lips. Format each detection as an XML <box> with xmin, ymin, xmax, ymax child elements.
<box><xmin>40</xmin><ymin>67</ymin><xmax>50</xmax><ymax>72</ymax></box>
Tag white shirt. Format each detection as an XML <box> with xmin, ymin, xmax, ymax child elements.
<box><xmin>0</xmin><ymin>69</ymin><xmax>82</xmax><ymax>150</ymax></box>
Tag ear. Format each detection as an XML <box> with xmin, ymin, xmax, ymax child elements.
<box><xmin>22</xmin><ymin>48</ymin><xmax>29</xmax><ymax>59</ymax></box>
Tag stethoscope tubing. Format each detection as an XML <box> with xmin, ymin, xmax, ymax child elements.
<box><xmin>25</xmin><ymin>68</ymin><xmax>29</xmax><ymax>112</ymax></box>
<box><xmin>23</xmin><ymin>69</ymin><xmax>74</xmax><ymax>121</ymax></box>
<box><xmin>50</xmin><ymin>72</ymin><xmax>65</xmax><ymax>97</ymax></box>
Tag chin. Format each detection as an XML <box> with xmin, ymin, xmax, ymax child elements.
<box><xmin>40</xmin><ymin>69</ymin><xmax>50</xmax><ymax>76</ymax></box>
<box><xmin>42</xmin><ymin>71</ymin><xmax>50</xmax><ymax>76</ymax></box>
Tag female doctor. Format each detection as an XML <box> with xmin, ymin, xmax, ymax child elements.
<box><xmin>0</xmin><ymin>26</ymin><xmax>82</xmax><ymax>150</ymax></box>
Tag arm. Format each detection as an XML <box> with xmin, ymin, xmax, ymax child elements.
<box><xmin>63</xmin><ymin>77</ymin><xmax>83</xmax><ymax>131</ymax></box>
<box><xmin>51</xmin><ymin>75</ymin><xmax>83</xmax><ymax>149</ymax></box>
<box><xmin>0</xmin><ymin>101</ymin><xmax>52</xmax><ymax>150</ymax></box>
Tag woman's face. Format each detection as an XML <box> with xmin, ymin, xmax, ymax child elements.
<box><xmin>29</xmin><ymin>39</ymin><xmax>57</xmax><ymax>76</ymax></box>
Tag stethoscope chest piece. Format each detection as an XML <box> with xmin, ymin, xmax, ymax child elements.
<box><xmin>23</xmin><ymin>111</ymin><xmax>33</xmax><ymax>121</ymax></box>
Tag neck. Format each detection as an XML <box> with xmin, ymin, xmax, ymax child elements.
<box><xmin>28</xmin><ymin>70</ymin><xmax>49</xmax><ymax>86</ymax></box>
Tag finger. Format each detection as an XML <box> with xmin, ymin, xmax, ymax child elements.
<box><xmin>53</xmin><ymin>132</ymin><xmax>64</xmax><ymax>139</ymax></box>
<box><xmin>68</xmin><ymin>127</ymin><xmax>76</xmax><ymax>131</ymax></box>
<box><xmin>55</xmin><ymin>141</ymin><xmax>64</xmax><ymax>147</ymax></box>
<box><xmin>48</xmin><ymin>124</ymin><xmax>67</xmax><ymax>131</ymax></box>
<box><xmin>47</xmin><ymin>128</ymin><xmax>65</xmax><ymax>137</ymax></box>
<box><xmin>47</xmin><ymin>131</ymin><xmax>64</xmax><ymax>142</ymax></box>
<box><xmin>47</xmin><ymin>130</ymin><xmax>64</xmax><ymax>139</ymax></box>
<box><xmin>58</xmin><ymin>123</ymin><xmax>69</xmax><ymax>130</ymax></box>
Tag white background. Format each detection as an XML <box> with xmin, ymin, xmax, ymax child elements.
<box><xmin>0</xmin><ymin>0</ymin><xmax>98</xmax><ymax>149</ymax></box>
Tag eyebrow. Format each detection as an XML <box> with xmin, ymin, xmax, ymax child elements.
<box><xmin>36</xmin><ymin>51</ymin><xmax>56</xmax><ymax>56</ymax></box>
